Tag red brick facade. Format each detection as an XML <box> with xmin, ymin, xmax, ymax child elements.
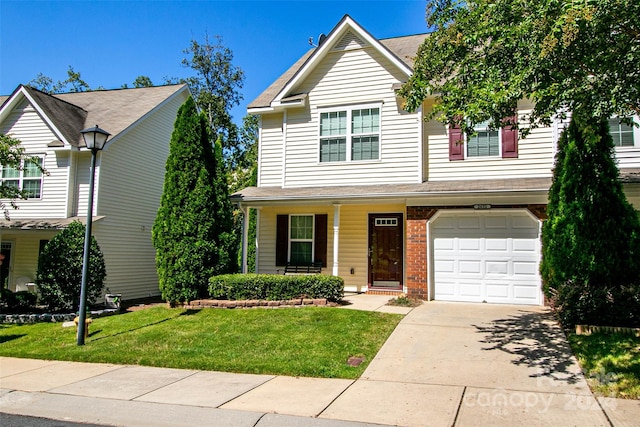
<box><xmin>405</xmin><ymin>207</ymin><xmax>437</xmax><ymax>299</ymax></box>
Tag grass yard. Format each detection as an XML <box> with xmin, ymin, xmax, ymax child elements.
<box><xmin>568</xmin><ymin>332</ymin><xmax>640</xmax><ymax>399</ymax></box>
<box><xmin>0</xmin><ymin>306</ymin><xmax>402</xmax><ymax>379</ymax></box>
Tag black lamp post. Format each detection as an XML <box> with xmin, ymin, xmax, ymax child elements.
<box><xmin>77</xmin><ymin>125</ymin><xmax>110</xmax><ymax>345</ymax></box>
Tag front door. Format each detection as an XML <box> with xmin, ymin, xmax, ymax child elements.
<box><xmin>368</xmin><ymin>213</ymin><xmax>403</xmax><ymax>289</ymax></box>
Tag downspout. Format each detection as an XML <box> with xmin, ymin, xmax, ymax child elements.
<box><xmin>332</xmin><ymin>203</ymin><xmax>341</xmax><ymax>276</ymax></box>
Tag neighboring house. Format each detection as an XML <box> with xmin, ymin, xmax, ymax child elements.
<box><xmin>232</xmin><ymin>15</ymin><xmax>640</xmax><ymax>305</ymax></box>
<box><xmin>0</xmin><ymin>84</ymin><xmax>190</xmax><ymax>301</ymax></box>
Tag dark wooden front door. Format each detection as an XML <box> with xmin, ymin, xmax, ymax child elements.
<box><xmin>368</xmin><ymin>213</ymin><xmax>403</xmax><ymax>289</ymax></box>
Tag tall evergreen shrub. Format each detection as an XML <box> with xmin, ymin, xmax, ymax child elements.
<box><xmin>152</xmin><ymin>98</ymin><xmax>237</xmax><ymax>303</ymax></box>
<box><xmin>36</xmin><ymin>221</ymin><xmax>106</xmax><ymax>311</ymax></box>
<box><xmin>540</xmin><ymin>114</ymin><xmax>640</xmax><ymax>327</ymax></box>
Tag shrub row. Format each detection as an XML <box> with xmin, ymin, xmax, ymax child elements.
<box><xmin>208</xmin><ymin>274</ymin><xmax>344</xmax><ymax>302</ymax></box>
<box><xmin>0</xmin><ymin>289</ymin><xmax>37</xmax><ymax>313</ymax></box>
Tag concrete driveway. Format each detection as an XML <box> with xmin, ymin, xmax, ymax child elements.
<box><xmin>320</xmin><ymin>300</ymin><xmax>621</xmax><ymax>426</ymax></box>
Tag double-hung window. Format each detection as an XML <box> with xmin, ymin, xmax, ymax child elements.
<box><xmin>1</xmin><ymin>157</ymin><xmax>44</xmax><ymax>198</ymax></box>
<box><xmin>319</xmin><ymin>106</ymin><xmax>380</xmax><ymax>162</ymax></box>
<box><xmin>608</xmin><ymin>117</ymin><xmax>636</xmax><ymax>147</ymax></box>
<box><xmin>289</xmin><ymin>215</ymin><xmax>314</xmax><ymax>265</ymax></box>
<box><xmin>467</xmin><ymin>120</ymin><xmax>500</xmax><ymax>157</ymax></box>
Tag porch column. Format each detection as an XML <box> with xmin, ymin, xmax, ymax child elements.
<box><xmin>332</xmin><ymin>203</ymin><xmax>341</xmax><ymax>276</ymax></box>
<box><xmin>241</xmin><ymin>205</ymin><xmax>250</xmax><ymax>274</ymax></box>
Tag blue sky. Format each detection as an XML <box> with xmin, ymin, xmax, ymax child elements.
<box><xmin>1</xmin><ymin>0</ymin><xmax>429</xmax><ymax>123</ymax></box>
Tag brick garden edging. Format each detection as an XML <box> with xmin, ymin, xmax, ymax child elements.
<box><xmin>183</xmin><ymin>298</ymin><xmax>328</xmax><ymax>309</ymax></box>
<box><xmin>575</xmin><ymin>324</ymin><xmax>640</xmax><ymax>337</ymax></box>
<box><xmin>0</xmin><ymin>308</ymin><xmax>120</xmax><ymax>325</ymax></box>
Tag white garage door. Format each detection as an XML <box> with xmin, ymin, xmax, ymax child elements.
<box><xmin>432</xmin><ymin>211</ymin><xmax>542</xmax><ymax>305</ymax></box>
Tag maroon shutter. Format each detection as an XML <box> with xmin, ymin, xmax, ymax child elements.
<box><xmin>276</xmin><ymin>215</ymin><xmax>289</xmax><ymax>266</ymax></box>
<box><xmin>314</xmin><ymin>214</ymin><xmax>328</xmax><ymax>267</ymax></box>
<box><xmin>449</xmin><ymin>123</ymin><xmax>464</xmax><ymax>160</ymax></box>
<box><xmin>501</xmin><ymin>114</ymin><xmax>518</xmax><ymax>158</ymax></box>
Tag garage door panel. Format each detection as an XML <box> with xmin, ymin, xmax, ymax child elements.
<box><xmin>435</xmin><ymin>259</ymin><xmax>455</xmax><ymax>273</ymax></box>
<box><xmin>459</xmin><ymin>217</ymin><xmax>481</xmax><ymax>229</ymax></box>
<box><xmin>486</xmin><ymin>283</ymin><xmax>509</xmax><ymax>298</ymax></box>
<box><xmin>485</xmin><ymin>261</ymin><xmax>508</xmax><ymax>274</ymax></box>
<box><xmin>459</xmin><ymin>261</ymin><xmax>482</xmax><ymax>274</ymax></box>
<box><xmin>513</xmin><ymin>261</ymin><xmax>538</xmax><ymax>275</ymax></box>
<box><xmin>459</xmin><ymin>238</ymin><xmax>481</xmax><ymax>251</ymax></box>
<box><xmin>513</xmin><ymin>239</ymin><xmax>537</xmax><ymax>252</ymax></box>
<box><xmin>485</xmin><ymin>216</ymin><xmax>508</xmax><ymax>229</ymax></box>
<box><xmin>485</xmin><ymin>239</ymin><xmax>508</xmax><ymax>252</ymax></box>
<box><xmin>432</xmin><ymin>211</ymin><xmax>541</xmax><ymax>305</ymax></box>
<box><xmin>459</xmin><ymin>283</ymin><xmax>482</xmax><ymax>297</ymax></box>
<box><xmin>434</xmin><ymin>238</ymin><xmax>454</xmax><ymax>251</ymax></box>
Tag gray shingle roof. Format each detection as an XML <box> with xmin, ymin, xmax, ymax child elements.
<box><xmin>231</xmin><ymin>177</ymin><xmax>553</xmax><ymax>203</ymax></box>
<box><xmin>247</xmin><ymin>32</ymin><xmax>427</xmax><ymax>110</ymax></box>
<box><xmin>3</xmin><ymin>84</ymin><xmax>188</xmax><ymax>147</ymax></box>
<box><xmin>53</xmin><ymin>84</ymin><xmax>188</xmax><ymax>146</ymax></box>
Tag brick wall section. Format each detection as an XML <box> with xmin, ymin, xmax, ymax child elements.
<box><xmin>405</xmin><ymin>207</ymin><xmax>437</xmax><ymax>299</ymax></box>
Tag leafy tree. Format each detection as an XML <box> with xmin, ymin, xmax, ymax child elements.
<box><xmin>36</xmin><ymin>221</ymin><xmax>106</xmax><ymax>311</ymax></box>
<box><xmin>152</xmin><ymin>97</ymin><xmax>237</xmax><ymax>303</ymax></box>
<box><xmin>132</xmin><ymin>75</ymin><xmax>154</xmax><ymax>88</ymax></box>
<box><xmin>0</xmin><ymin>133</ymin><xmax>46</xmax><ymax>219</ymax></box>
<box><xmin>401</xmin><ymin>0</ymin><xmax>640</xmax><ymax>133</ymax></box>
<box><xmin>181</xmin><ymin>34</ymin><xmax>245</xmax><ymax>162</ymax></box>
<box><xmin>401</xmin><ymin>0</ymin><xmax>640</xmax><ymax>327</ymax></box>
<box><xmin>29</xmin><ymin>66</ymin><xmax>90</xmax><ymax>94</ymax></box>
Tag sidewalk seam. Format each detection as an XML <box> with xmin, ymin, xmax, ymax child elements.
<box><xmin>451</xmin><ymin>386</ymin><xmax>466</xmax><ymax>427</ymax></box>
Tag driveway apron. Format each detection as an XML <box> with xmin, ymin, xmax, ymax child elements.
<box><xmin>321</xmin><ymin>301</ymin><xmax>611</xmax><ymax>427</ymax></box>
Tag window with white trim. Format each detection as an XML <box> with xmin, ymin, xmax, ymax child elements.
<box><xmin>319</xmin><ymin>106</ymin><xmax>380</xmax><ymax>162</ymax></box>
<box><xmin>1</xmin><ymin>157</ymin><xmax>44</xmax><ymax>198</ymax></box>
<box><xmin>289</xmin><ymin>215</ymin><xmax>314</xmax><ymax>265</ymax></box>
<box><xmin>608</xmin><ymin>117</ymin><xmax>636</xmax><ymax>147</ymax></box>
<box><xmin>467</xmin><ymin>120</ymin><xmax>500</xmax><ymax>157</ymax></box>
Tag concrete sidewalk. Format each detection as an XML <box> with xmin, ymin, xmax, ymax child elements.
<box><xmin>1</xmin><ymin>295</ymin><xmax>638</xmax><ymax>426</ymax></box>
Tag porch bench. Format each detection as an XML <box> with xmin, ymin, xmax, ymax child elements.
<box><xmin>283</xmin><ymin>261</ymin><xmax>323</xmax><ymax>275</ymax></box>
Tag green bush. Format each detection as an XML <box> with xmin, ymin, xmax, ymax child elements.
<box><xmin>208</xmin><ymin>274</ymin><xmax>344</xmax><ymax>302</ymax></box>
<box><xmin>0</xmin><ymin>288</ymin><xmax>37</xmax><ymax>313</ymax></box>
<box><xmin>541</xmin><ymin>114</ymin><xmax>640</xmax><ymax>328</ymax></box>
<box><xmin>36</xmin><ymin>221</ymin><xmax>106</xmax><ymax>311</ymax></box>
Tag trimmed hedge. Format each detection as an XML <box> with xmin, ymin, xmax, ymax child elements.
<box><xmin>208</xmin><ymin>274</ymin><xmax>344</xmax><ymax>302</ymax></box>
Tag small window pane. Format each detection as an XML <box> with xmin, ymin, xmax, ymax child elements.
<box><xmin>320</xmin><ymin>138</ymin><xmax>346</xmax><ymax>162</ymax></box>
<box><xmin>2</xmin><ymin>166</ymin><xmax>19</xmax><ymax>179</ymax></box>
<box><xmin>352</xmin><ymin>108</ymin><xmax>379</xmax><ymax>134</ymax></box>
<box><xmin>352</xmin><ymin>135</ymin><xmax>379</xmax><ymax>160</ymax></box>
<box><xmin>24</xmin><ymin>158</ymin><xmax>43</xmax><ymax>178</ymax></box>
<box><xmin>608</xmin><ymin>118</ymin><xmax>634</xmax><ymax>147</ymax></box>
<box><xmin>468</xmin><ymin>121</ymin><xmax>499</xmax><ymax>157</ymax></box>
<box><xmin>290</xmin><ymin>242</ymin><xmax>312</xmax><ymax>265</ymax></box>
<box><xmin>290</xmin><ymin>215</ymin><xmax>313</xmax><ymax>239</ymax></box>
<box><xmin>320</xmin><ymin>111</ymin><xmax>347</xmax><ymax>136</ymax></box>
<box><xmin>23</xmin><ymin>180</ymin><xmax>41</xmax><ymax>198</ymax></box>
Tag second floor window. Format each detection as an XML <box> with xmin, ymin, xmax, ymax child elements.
<box><xmin>468</xmin><ymin>120</ymin><xmax>500</xmax><ymax>157</ymax></box>
<box><xmin>608</xmin><ymin>117</ymin><xmax>635</xmax><ymax>147</ymax></box>
<box><xmin>1</xmin><ymin>157</ymin><xmax>44</xmax><ymax>199</ymax></box>
<box><xmin>319</xmin><ymin>106</ymin><xmax>380</xmax><ymax>162</ymax></box>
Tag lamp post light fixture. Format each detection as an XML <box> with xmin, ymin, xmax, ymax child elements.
<box><xmin>77</xmin><ymin>125</ymin><xmax>110</xmax><ymax>345</ymax></box>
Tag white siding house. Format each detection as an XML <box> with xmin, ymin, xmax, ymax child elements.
<box><xmin>0</xmin><ymin>84</ymin><xmax>191</xmax><ymax>301</ymax></box>
<box><xmin>232</xmin><ymin>15</ymin><xmax>640</xmax><ymax>305</ymax></box>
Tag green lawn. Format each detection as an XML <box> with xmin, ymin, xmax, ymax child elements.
<box><xmin>568</xmin><ymin>332</ymin><xmax>640</xmax><ymax>399</ymax></box>
<box><xmin>0</xmin><ymin>306</ymin><xmax>402</xmax><ymax>379</ymax></box>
